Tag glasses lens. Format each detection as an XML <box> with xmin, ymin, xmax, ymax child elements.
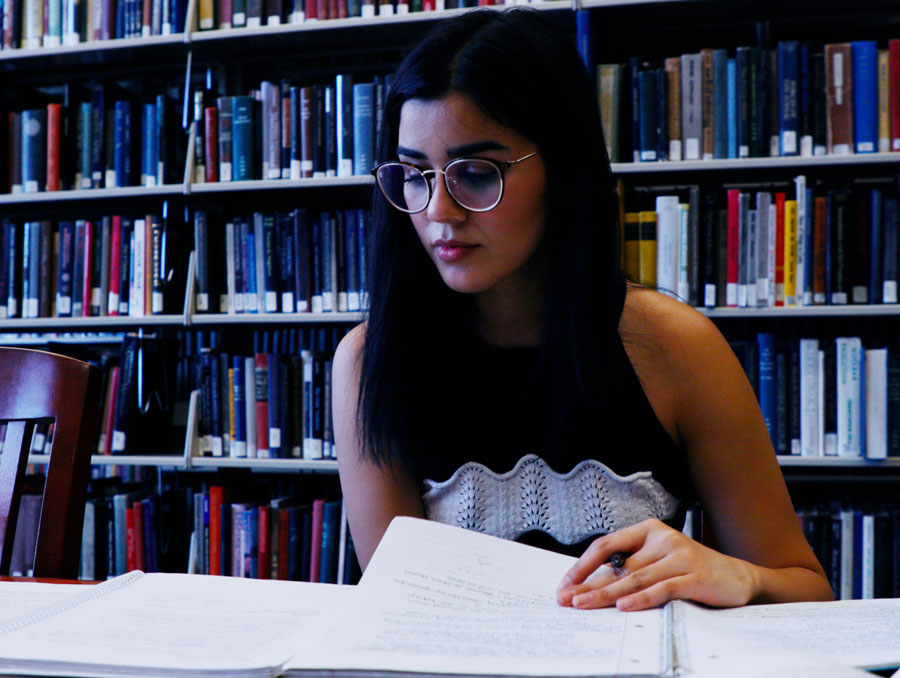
<box><xmin>377</xmin><ymin>163</ymin><xmax>429</xmax><ymax>213</ymax></box>
<box><xmin>446</xmin><ymin>159</ymin><xmax>502</xmax><ymax>211</ymax></box>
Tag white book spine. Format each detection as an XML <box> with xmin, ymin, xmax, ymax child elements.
<box><xmin>817</xmin><ymin>349</ymin><xmax>825</xmax><ymax>456</ymax></box>
<box><xmin>767</xmin><ymin>202</ymin><xmax>777</xmax><ymax>306</ymax></box>
<box><xmin>130</xmin><ymin>222</ymin><xmax>146</xmax><ymax>317</ymax></box>
<box><xmin>244</xmin><ymin>356</ymin><xmax>257</xmax><ymax>459</ymax></box>
<box><xmin>865</xmin><ymin>348</ymin><xmax>888</xmax><ymax>459</ymax></box>
<box><xmin>839</xmin><ymin>509</ymin><xmax>854</xmax><ymax>600</ymax></box>
<box><xmin>862</xmin><ymin>513</ymin><xmax>875</xmax><ymax>600</ymax></box>
<box><xmin>655</xmin><ymin>196</ymin><xmax>680</xmax><ymax>299</ymax></box>
<box><xmin>799</xmin><ymin>338</ymin><xmax>820</xmax><ymax>456</ymax></box>
<box><xmin>756</xmin><ymin>192</ymin><xmax>771</xmax><ymax>307</ymax></box>
<box><xmin>836</xmin><ymin>337</ymin><xmax>863</xmax><ymax>457</ymax></box>
<box><xmin>794</xmin><ymin>175</ymin><xmax>807</xmax><ymax>306</ymax></box>
<box><xmin>677</xmin><ymin>204</ymin><xmax>690</xmax><ymax>302</ymax></box>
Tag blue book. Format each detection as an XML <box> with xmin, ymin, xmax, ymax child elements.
<box><xmin>21</xmin><ymin>109</ymin><xmax>47</xmax><ymax>193</ymax></box>
<box><xmin>575</xmin><ymin>10</ymin><xmax>592</xmax><ymax>79</ymax></box>
<box><xmin>244</xmin><ymin>506</ymin><xmax>259</xmax><ymax>578</ymax></box>
<box><xmin>637</xmin><ymin>70</ymin><xmax>657</xmax><ymax>162</ymax></box>
<box><xmin>155</xmin><ymin>94</ymin><xmax>167</xmax><ymax>184</ymax></box>
<box><xmin>727</xmin><ymin>59</ymin><xmax>738</xmax><ymax>159</ymax></box>
<box><xmin>320</xmin><ymin>212</ymin><xmax>333</xmax><ymax>312</ymax></box>
<box><xmin>319</xmin><ymin>500</ymin><xmax>341</xmax><ymax>584</ymax></box>
<box><xmin>654</xmin><ymin>69</ymin><xmax>668</xmax><ymax>161</ymax></box>
<box><xmin>246</xmin><ymin>216</ymin><xmax>259</xmax><ymax>313</ymax></box>
<box><xmin>78</xmin><ymin>101</ymin><xmax>93</xmax><ymax>188</ymax></box>
<box><xmin>89</xmin><ymin>83</ymin><xmax>105</xmax><ymax>186</ymax></box>
<box><xmin>277</xmin><ymin>213</ymin><xmax>296</xmax><ymax>313</ymax></box>
<box><xmin>712</xmin><ymin>49</ymin><xmax>728</xmax><ymax>159</ymax></box>
<box><xmin>757</xmin><ymin>332</ymin><xmax>777</xmax><ymax>446</ymax></box>
<box><xmin>799</xmin><ymin>43</ymin><xmax>812</xmax><ymax>154</ymax></box>
<box><xmin>292</xmin><ymin>209</ymin><xmax>309</xmax><ymax>313</ymax></box>
<box><xmin>852</xmin><ymin>40</ymin><xmax>878</xmax><ymax>154</ymax></box>
<box><xmin>344</xmin><ymin>209</ymin><xmax>360</xmax><ymax>312</ymax></box>
<box><xmin>852</xmin><ymin>509</ymin><xmax>863</xmax><ymax>599</ymax></box>
<box><xmin>141</xmin><ymin>496</ymin><xmax>157</xmax><ymax>572</ymax></box>
<box><xmin>233</xmin><ymin>219</ymin><xmax>246</xmax><ymax>313</ymax></box>
<box><xmin>57</xmin><ymin>221</ymin><xmax>74</xmax><ymax>317</ymax></box>
<box><xmin>870</xmin><ymin>188</ymin><xmax>884</xmax><ymax>304</ymax></box>
<box><xmin>232</xmin><ymin>96</ymin><xmax>256</xmax><ymax>181</ymax></box>
<box><xmin>351</xmin><ymin>83</ymin><xmax>374</xmax><ymax>176</ymax></box>
<box><xmin>114</xmin><ymin>101</ymin><xmax>132</xmax><ymax>188</ymax></box>
<box><xmin>141</xmin><ymin>102</ymin><xmax>157</xmax><ymax>186</ymax></box>
<box><xmin>232</xmin><ymin>355</ymin><xmax>247</xmax><ymax>457</ymax></box>
<box><xmin>310</xmin><ymin>213</ymin><xmax>322</xmax><ymax>313</ymax></box>
<box><xmin>358</xmin><ymin>209</ymin><xmax>368</xmax><ymax>310</ymax></box>
<box><xmin>777</xmin><ymin>41</ymin><xmax>799</xmax><ymax>156</ymax></box>
<box><xmin>262</xmin><ymin>213</ymin><xmax>278</xmax><ymax>313</ymax></box>
<box><xmin>628</xmin><ymin>57</ymin><xmax>641</xmax><ymax>162</ymax></box>
<box><xmin>0</xmin><ymin>221</ymin><xmax>9</xmax><ymax>318</ymax></box>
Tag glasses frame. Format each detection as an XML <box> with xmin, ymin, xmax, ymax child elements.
<box><xmin>371</xmin><ymin>150</ymin><xmax>541</xmax><ymax>214</ymax></box>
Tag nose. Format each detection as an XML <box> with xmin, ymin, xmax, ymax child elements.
<box><xmin>426</xmin><ymin>171</ymin><xmax>467</xmax><ymax>224</ymax></box>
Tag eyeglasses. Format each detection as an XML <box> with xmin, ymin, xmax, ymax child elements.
<box><xmin>371</xmin><ymin>151</ymin><xmax>540</xmax><ymax>214</ymax></box>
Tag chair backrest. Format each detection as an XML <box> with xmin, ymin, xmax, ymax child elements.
<box><xmin>0</xmin><ymin>347</ymin><xmax>101</xmax><ymax>578</ymax></box>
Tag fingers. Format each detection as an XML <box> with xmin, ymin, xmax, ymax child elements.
<box><xmin>567</xmin><ymin>556</ymin><xmax>685</xmax><ymax>610</ymax></box>
<box><xmin>557</xmin><ymin>520</ymin><xmax>657</xmax><ymax>591</ymax></box>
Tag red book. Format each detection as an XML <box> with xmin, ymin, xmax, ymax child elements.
<box><xmin>204</xmin><ymin>107</ymin><xmax>219</xmax><ymax>183</ymax></box>
<box><xmin>813</xmin><ymin>196</ymin><xmax>827</xmax><ymax>304</ymax></box>
<box><xmin>726</xmin><ymin>189</ymin><xmax>740</xmax><ymax>307</ymax></box>
<box><xmin>825</xmin><ymin>43</ymin><xmax>853</xmax><ymax>155</ymax></box>
<box><xmin>774</xmin><ymin>192</ymin><xmax>786</xmax><ymax>306</ymax></box>
<box><xmin>309</xmin><ymin>499</ymin><xmax>324</xmax><ymax>583</ymax></box>
<box><xmin>304</xmin><ymin>0</ymin><xmax>316</xmax><ymax>20</ymax></box>
<box><xmin>258</xmin><ymin>505</ymin><xmax>270</xmax><ymax>579</ymax></box>
<box><xmin>108</xmin><ymin>216</ymin><xmax>122</xmax><ymax>315</ymax></box>
<box><xmin>142</xmin><ymin>0</ymin><xmax>152</xmax><ymax>35</ymax></box>
<box><xmin>208</xmin><ymin>486</ymin><xmax>229</xmax><ymax>576</ymax></box>
<box><xmin>422</xmin><ymin>0</ymin><xmax>433</xmax><ymax>9</ymax></box>
<box><xmin>46</xmin><ymin>103</ymin><xmax>61</xmax><ymax>191</ymax></box>
<box><xmin>133</xmin><ymin>500</ymin><xmax>146</xmax><ymax>571</ymax></box>
<box><xmin>126</xmin><ymin>507</ymin><xmax>136</xmax><ymax>571</ymax></box>
<box><xmin>327</xmin><ymin>0</ymin><xmax>337</xmax><ymax>19</ymax></box>
<box><xmin>336</xmin><ymin>0</ymin><xmax>346</xmax><ymax>19</ymax></box>
<box><xmin>316</xmin><ymin>0</ymin><xmax>328</xmax><ymax>20</ymax></box>
<box><xmin>277</xmin><ymin>507</ymin><xmax>291</xmax><ymax>580</ymax></box>
<box><xmin>890</xmin><ymin>39</ymin><xmax>900</xmax><ymax>151</ymax></box>
<box><xmin>82</xmin><ymin>220</ymin><xmax>93</xmax><ymax>318</ymax></box>
<box><xmin>102</xmin><ymin>366</ymin><xmax>120</xmax><ymax>455</ymax></box>
<box><xmin>254</xmin><ymin>354</ymin><xmax>270</xmax><ymax>455</ymax></box>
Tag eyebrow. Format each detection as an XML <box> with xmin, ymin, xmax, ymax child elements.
<box><xmin>396</xmin><ymin>140</ymin><xmax>511</xmax><ymax>160</ymax></box>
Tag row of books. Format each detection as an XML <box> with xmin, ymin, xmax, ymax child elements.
<box><xmin>0</xmin><ymin>214</ymin><xmax>173</xmax><ymax>319</ymax></box>
<box><xmin>189</xmin><ymin>328</ymin><xmax>345</xmax><ymax>460</ymax></box>
<box><xmin>731</xmin><ymin>332</ymin><xmax>899</xmax><ymax>459</ymax></box>
<box><xmin>0</xmin><ymin>0</ymin><xmax>535</xmax><ymax>51</ymax></box>
<box><xmin>189</xmin><ymin>487</ymin><xmax>359</xmax><ymax>585</ymax></box>
<box><xmin>194</xmin><ymin>208</ymin><xmax>369</xmax><ymax>315</ymax></box>
<box><xmin>599</xmin><ymin>39</ymin><xmax>900</xmax><ymax>163</ymax></box>
<box><xmin>194</xmin><ymin>0</ymin><xmax>518</xmax><ymax>30</ymax></box>
<box><xmin>799</xmin><ymin>503</ymin><xmax>900</xmax><ymax>600</ymax></box>
<box><xmin>2</xmin><ymin>0</ymin><xmax>190</xmax><ymax>48</ymax></box>
<box><xmin>190</xmin><ymin>76</ymin><xmax>387</xmax><ymax>184</ymax></box>
<box><xmin>623</xmin><ymin>176</ymin><xmax>900</xmax><ymax>308</ymax></box>
<box><xmin>7</xmin><ymin>90</ymin><xmax>183</xmax><ymax>194</ymax></box>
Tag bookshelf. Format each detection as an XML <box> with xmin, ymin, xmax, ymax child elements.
<box><xmin>3</xmin><ymin>0</ymin><xmax>900</xmax><ymax>590</ymax></box>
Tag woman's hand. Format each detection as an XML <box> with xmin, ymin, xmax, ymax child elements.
<box><xmin>556</xmin><ymin>518</ymin><xmax>760</xmax><ymax>612</ymax></box>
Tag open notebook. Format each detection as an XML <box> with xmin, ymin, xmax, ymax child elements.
<box><xmin>0</xmin><ymin>516</ymin><xmax>896</xmax><ymax>678</ymax></box>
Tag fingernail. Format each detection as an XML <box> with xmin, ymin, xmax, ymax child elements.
<box><xmin>559</xmin><ymin>575</ymin><xmax>572</xmax><ymax>589</ymax></box>
<box><xmin>572</xmin><ymin>593</ymin><xmax>591</xmax><ymax>608</ymax></box>
<box><xmin>617</xmin><ymin>597</ymin><xmax>633</xmax><ymax>611</ymax></box>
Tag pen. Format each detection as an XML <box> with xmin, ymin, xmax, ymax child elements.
<box><xmin>607</xmin><ymin>551</ymin><xmax>628</xmax><ymax>570</ymax></box>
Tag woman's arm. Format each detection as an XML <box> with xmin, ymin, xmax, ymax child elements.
<box><xmin>332</xmin><ymin>325</ymin><xmax>425</xmax><ymax>570</ymax></box>
<box><xmin>558</xmin><ymin>292</ymin><xmax>833</xmax><ymax>610</ymax></box>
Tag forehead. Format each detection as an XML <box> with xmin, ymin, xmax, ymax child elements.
<box><xmin>398</xmin><ymin>93</ymin><xmax>521</xmax><ymax>155</ymax></box>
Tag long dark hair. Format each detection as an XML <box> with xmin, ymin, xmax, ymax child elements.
<box><xmin>359</xmin><ymin>8</ymin><xmax>621</xmax><ymax>472</ymax></box>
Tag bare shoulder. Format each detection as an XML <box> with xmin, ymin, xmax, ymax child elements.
<box><xmin>333</xmin><ymin>322</ymin><xmax>367</xmax><ymax>378</ymax></box>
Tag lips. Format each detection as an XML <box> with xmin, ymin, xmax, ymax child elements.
<box><xmin>434</xmin><ymin>239</ymin><xmax>478</xmax><ymax>263</ymax></box>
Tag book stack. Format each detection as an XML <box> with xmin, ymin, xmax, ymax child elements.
<box><xmin>191</xmin><ymin>76</ymin><xmax>387</xmax><ymax>184</ymax></box>
<box><xmin>0</xmin><ymin>213</ymin><xmax>177</xmax><ymax>319</ymax></box>
<box><xmin>6</xmin><ymin>87</ymin><xmax>182</xmax><ymax>193</ymax></box>
<box><xmin>0</xmin><ymin>0</ymin><xmax>189</xmax><ymax>48</ymax></box>
<box><xmin>194</xmin><ymin>208</ymin><xmax>368</xmax><ymax>315</ymax></box>
<box><xmin>599</xmin><ymin>37</ymin><xmax>900</xmax><ymax>163</ymax></box>
<box><xmin>622</xmin><ymin>175</ymin><xmax>900</xmax><ymax>308</ymax></box>
<box><xmin>798</xmin><ymin>502</ymin><xmax>900</xmax><ymax>601</ymax></box>
<box><xmin>191</xmin><ymin>328</ymin><xmax>344</xmax><ymax>460</ymax></box>
<box><xmin>189</xmin><ymin>486</ymin><xmax>359</xmax><ymax>585</ymax></box>
<box><xmin>728</xmin><ymin>332</ymin><xmax>900</xmax><ymax>460</ymax></box>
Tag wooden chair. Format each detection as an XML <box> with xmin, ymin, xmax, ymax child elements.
<box><xmin>0</xmin><ymin>347</ymin><xmax>101</xmax><ymax>578</ymax></box>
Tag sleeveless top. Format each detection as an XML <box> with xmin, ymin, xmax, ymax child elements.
<box><xmin>414</xmin><ymin>272</ymin><xmax>695</xmax><ymax>557</ymax></box>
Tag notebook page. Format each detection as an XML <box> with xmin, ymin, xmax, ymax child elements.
<box><xmin>284</xmin><ymin>517</ymin><xmax>663</xmax><ymax>677</ymax></box>
<box><xmin>0</xmin><ymin>572</ymin><xmax>356</xmax><ymax>676</ymax></box>
<box><xmin>359</xmin><ymin>516</ymin><xmax>578</xmax><ymax>608</ymax></box>
<box><xmin>0</xmin><ymin>582</ymin><xmax>86</xmax><ymax>623</ymax></box>
<box><xmin>674</xmin><ymin>598</ymin><xmax>900</xmax><ymax>673</ymax></box>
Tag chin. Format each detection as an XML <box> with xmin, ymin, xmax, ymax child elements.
<box><xmin>438</xmin><ymin>270</ymin><xmax>495</xmax><ymax>295</ymax></box>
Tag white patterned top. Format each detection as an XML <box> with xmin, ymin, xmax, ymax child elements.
<box><xmin>422</xmin><ymin>453</ymin><xmax>681</xmax><ymax>545</ymax></box>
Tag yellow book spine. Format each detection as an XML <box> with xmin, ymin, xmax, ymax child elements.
<box><xmin>638</xmin><ymin>211</ymin><xmax>658</xmax><ymax>287</ymax></box>
<box><xmin>879</xmin><ymin>49</ymin><xmax>891</xmax><ymax>153</ymax></box>
<box><xmin>623</xmin><ymin>212</ymin><xmax>640</xmax><ymax>281</ymax></box>
<box><xmin>784</xmin><ymin>200</ymin><xmax>798</xmax><ymax>306</ymax></box>
<box><xmin>199</xmin><ymin>0</ymin><xmax>215</xmax><ymax>29</ymax></box>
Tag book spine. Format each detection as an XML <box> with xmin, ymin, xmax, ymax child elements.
<box><xmin>778</xmin><ymin>41</ymin><xmax>799</xmax><ymax>156</ymax></box>
<box><xmin>836</xmin><ymin>337</ymin><xmax>862</xmax><ymax>457</ymax></box>
<box><xmin>232</xmin><ymin>96</ymin><xmax>254</xmax><ymax>182</ymax></box>
<box><xmin>825</xmin><ymin>43</ymin><xmax>854</xmax><ymax>155</ymax></box>
<box><xmin>204</xmin><ymin>107</ymin><xmax>219</xmax><ymax>183</ymax></box>
<box><xmin>57</xmin><ymin>221</ymin><xmax>74</xmax><ymax>317</ymax></box>
<box><xmin>851</xmin><ymin>40</ymin><xmax>878</xmax><ymax>154</ymax></box>
<box><xmin>681</xmin><ymin>53</ymin><xmax>702</xmax><ymax>161</ymax></box>
<box><xmin>865</xmin><ymin>348</ymin><xmax>888</xmax><ymax>460</ymax></box>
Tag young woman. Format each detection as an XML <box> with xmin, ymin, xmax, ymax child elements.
<box><xmin>333</xmin><ymin>8</ymin><xmax>833</xmax><ymax>611</ymax></box>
